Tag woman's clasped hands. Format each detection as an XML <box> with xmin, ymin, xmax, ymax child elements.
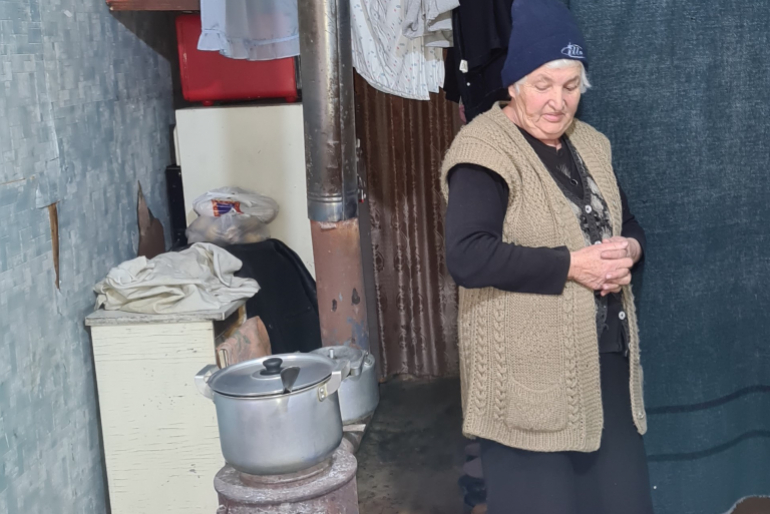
<box><xmin>568</xmin><ymin>236</ymin><xmax>642</xmax><ymax>296</ymax></box>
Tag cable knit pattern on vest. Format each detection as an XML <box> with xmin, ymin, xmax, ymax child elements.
<box><xmin>441</xmin><ymin>104</ymin><xmax>647</xmax><ymax>453</ymax></box>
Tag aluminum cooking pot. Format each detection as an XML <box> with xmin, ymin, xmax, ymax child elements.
<box><xmin>195</xmin><ymin>353</ymin><xmax>349</xmax><ymax>476</ymax></box>
<box><xmin>311</xmin><ymin>346</ymin><xmax>379</xmax><ymax>424</ymax></box>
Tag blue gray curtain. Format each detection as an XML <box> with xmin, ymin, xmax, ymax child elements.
<box><xmin>569</xmin><ymin>1</ymin><xmax>770</xmax><ymax>512</ymax></box>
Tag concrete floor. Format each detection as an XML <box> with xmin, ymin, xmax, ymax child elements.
<box><xmin>355</xmin><ymin>380</ymin><xmax>770</xmax><ymax>514</ymax></box>
<box><xmin>356</xmin><ymin>377</ymin><xmax>467</xmax><ymax>514</ymax></box>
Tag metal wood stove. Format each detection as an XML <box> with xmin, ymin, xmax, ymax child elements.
<box><xmin>214</xmin><ymin>444</ymin><xmax>359</xmax><ymax>513</ymax></box>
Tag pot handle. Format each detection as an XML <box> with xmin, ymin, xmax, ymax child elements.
<box><xmin>318</xmin><ymin>368</ymin><xmax>345</xmax><ymax>401</ymax></box>
<box><xmin>349</xmin><ymin>351</ymin><xmax>371</xmax><ymax>377</ymax></box>
<box><xmin>195</xmin><ymin>364</ymin><xmax>218</xmax><ymax>400</ymax></box>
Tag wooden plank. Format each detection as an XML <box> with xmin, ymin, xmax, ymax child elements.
<box><xmin>106</xmin><ymin>0</ymin><xmax>200</xmax><ymax>11</ymax></box>
<box><xmin>85</xmin><ymin>300</ymin><xmax>246</xmax><ymax>327</ymax></box>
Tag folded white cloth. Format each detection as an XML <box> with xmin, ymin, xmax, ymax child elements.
<box><xmin>94</xmin><ymin>243</ymin><xmax>259</xmax><ymax>314</ymax></box>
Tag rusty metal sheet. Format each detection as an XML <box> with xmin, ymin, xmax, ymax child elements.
<box><xmin>353</xmin><ymin>73</ymin><xmax>461</xmax><ymax>378</ymax></box>
<box><xmin>311</xmin><ymin>219</ymin><xmax>370</xmax><ymax>352</ymax></box>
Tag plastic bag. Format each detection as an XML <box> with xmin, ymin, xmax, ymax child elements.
<box><xmin>187</xmin><ymin>187</ymin><xmax>279</xmax><ymax>245</ymax></box>
<box><xmin>186</xmin><ymin>212</ymin><xmax>271</xmax><ymax>245</ymax></box>
<box><xmin>193</xmin><ymin>187</ymin><xmax>279</xmax><ymax>224</ymax></box>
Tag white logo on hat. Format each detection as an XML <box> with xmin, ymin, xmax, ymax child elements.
<box><xmin>561</xmin><ymin>43</ymin><xmax>585</xmax><ymax>59</ymax></box>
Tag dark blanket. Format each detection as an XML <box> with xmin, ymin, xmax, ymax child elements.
<box><xmin>226</xmin><ymin>240</ymin><xmax>322</xmax><ymax>355</ymax></box>
<box><xmin>570</xmin><ymin>1</ymin><xmax>770</xmax><ymax>512</ymax></box>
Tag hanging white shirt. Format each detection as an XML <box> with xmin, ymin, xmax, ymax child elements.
<box><xmin>351</xmin><ymin>0</ymin><xmax>446</xmax><ymax>100</ymax></box>
<box><xmin>402</xmin><ymin>0</ymin><xmax>458</xmax><ymax>47</ymax></box>
<box><xmin>198</xmin><ymin>0</ymin><xmax>299</xmax><ymax>61</ymax></box>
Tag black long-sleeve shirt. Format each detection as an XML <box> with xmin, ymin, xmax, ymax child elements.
<box><xmin>445</xmin><ymin>162</ymin><xmax>646</xmax><ymax>353</ymax></box>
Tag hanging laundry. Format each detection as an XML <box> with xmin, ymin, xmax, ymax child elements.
<box><xmin>425</xmin><ymin>0</ymin><xmax>457</xmax><ymax>31</ymax></box>
<box><xmin>352</xmin><ymin>0</ymin><xmax>445</xmax><ymax>100</ymax></box>
<box><xmin>443</xmin><ymin>0</ymin><xmax>514</xmax><ymax>122</ymax></box>
<box><xmin>198</xmin><ymin>0</ymin><xmax>299</xmax><ymax>61</ymax></box>
<box><xmin>402</xmin><ymin>0</ymin><xmax>459</xmax><ymax>48</ymax></box>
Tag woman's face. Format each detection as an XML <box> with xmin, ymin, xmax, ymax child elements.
<box><xmin>506</xmin><ymin>62</ymin><xmax>583</xmax><ymax>144</ymax></box>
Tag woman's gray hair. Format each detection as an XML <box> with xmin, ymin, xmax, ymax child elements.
<box><xmin>513</xmin><ymin>60</ymin><xmax>592</xmax><ymax>94</ymax></box>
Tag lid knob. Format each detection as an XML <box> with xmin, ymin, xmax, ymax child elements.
<box><xmin>260</xmin><ymin>358</ymin><xmax>283</xmax><ymax>376</ymax></box>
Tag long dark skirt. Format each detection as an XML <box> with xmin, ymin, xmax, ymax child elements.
<box><xmin>480</xmin><ymin>353</ymin><xmax>655</xmax><ymax>514</ymax></box>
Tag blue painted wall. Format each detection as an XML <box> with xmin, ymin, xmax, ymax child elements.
<box><xmin>0</xmin><ymin>1</ymin><xmax>175</xmax><ymax>512</ymax></box>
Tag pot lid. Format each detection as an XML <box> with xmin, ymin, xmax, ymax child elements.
<box><xmin>208</xmin><ymin>354</ymin><xmax>334</xmax><ymax>398</ymax></box>
<box><xmin>311</xmin><ymin>346</ymin><xmax>365</xmax><ymax>375</ymax></box>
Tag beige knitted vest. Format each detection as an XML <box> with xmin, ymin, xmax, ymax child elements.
<box><xmin>441</xmin><ymin>105</ymin><xmax>647</xmax><ymax>452</ymax></box>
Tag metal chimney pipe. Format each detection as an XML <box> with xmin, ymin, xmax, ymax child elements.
<box><xmin>298</xmin><ymin>0</ymin><xmax>358</xmax><ymax>222</ymax></box>
<box><xmin>298</xmin><ymin>0</ymin><xmax>370</xmax><ymax>352</ymax></box>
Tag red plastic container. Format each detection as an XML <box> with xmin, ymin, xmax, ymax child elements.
<box><xmin>175</xmin><ymin>14</ymin><xmax>299</xmax><ymax>105</ymax></box>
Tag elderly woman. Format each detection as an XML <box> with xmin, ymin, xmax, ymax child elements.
<box><xmin>442</xmin><ymin>0</ymin><xmax>654</xmax><ymax>513</ymax></box>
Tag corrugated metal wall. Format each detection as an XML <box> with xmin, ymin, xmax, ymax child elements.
<box><xmin>354</xmin><ymin>74</ymin><xmax>460</xmax><ymax>378</ymax></box>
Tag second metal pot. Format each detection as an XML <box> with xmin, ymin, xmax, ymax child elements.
<box><xmin>195</xmin><ymin>353</ymin><xmax>348</xmax><ymax>476</ymax></box>
<box><xmin>311</xmin><ymin>346</ymin><xmax>379</xmax><ymax>424</ymax></box>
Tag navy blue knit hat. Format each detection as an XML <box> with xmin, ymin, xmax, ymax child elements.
<box><xmin>501</xmin><ymin>0</ymin><xmax>588</xmax><ymax>88</ymax></box>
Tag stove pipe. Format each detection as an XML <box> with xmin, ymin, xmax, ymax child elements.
<box><xmin>298</xmin><ymin>0</ymin><xmax>358</xmax><ymax>222</ymax></box>
<box><xmin>298</xmin><ymin>0</ymin><xmax>370</xmax><ymax>352</ymax></box>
